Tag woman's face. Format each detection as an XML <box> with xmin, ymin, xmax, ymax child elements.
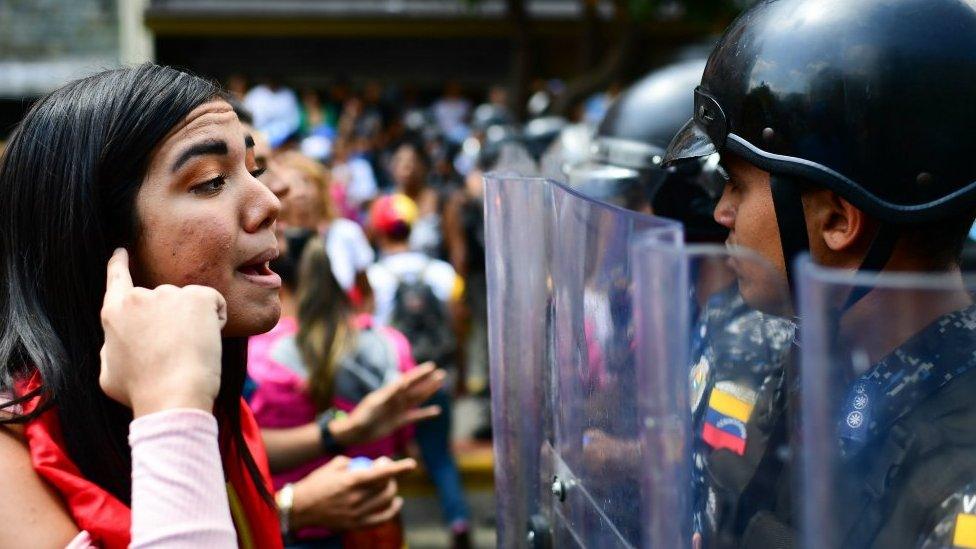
<box><xmin>392</xmin><ymin>145</ymin><xmax>427</xmax><ymax>190</ymax></box>
<box><xmin>280</xmin><ymin>166</ymin><xmax>324</xmax><ymax>230</ymax></box>
<box><xmin>134</xmin><ymin>100</ymin><xmax>282</xmax><ymax>337</ymax></box>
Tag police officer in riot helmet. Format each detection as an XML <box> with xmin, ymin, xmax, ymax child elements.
<box><xmin>569</xmin><ymin>58</ymin><xmax>727</xmax><ymax>241</ymax></box>
<box><xmin>664</xmin><ymin>0</ymin><xmax>976</xmax><ymax>546</ymax></box>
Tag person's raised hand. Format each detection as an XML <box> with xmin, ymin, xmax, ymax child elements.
<box><xmin>290</xmin><ymin>456</ymin><xmax>416</xmax><ymax>531</ymax></box>
<box><xmin>99</xmin><ymin>248</ymin><xmax>227</xmax><ymax>417</ymax></box>
<box><xmin>334</xmin><ymin>362</ymin><xmax>445</xmax><ymax>446</ymax></box>
<box><xmin>582</xmin><ymin>428</ymin><xmax>641</xmax><ymax>476</ymax></box>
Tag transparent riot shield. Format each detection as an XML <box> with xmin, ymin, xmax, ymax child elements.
<box><xmin>538</xmin><ymin>123</ymin><xmax>593</xmax><ymax>182</ymax></box>
<box><xmin>485</xmin><ymin>173</ymin><xmax>682</xmax><ymax>548</ymax></box>
<box><xmin>798</xmin><ymin>259</ymin><xmax>976</xmax><ymax>549</ymax></box>
<box><xmin>632</xmin><ymin>235</ymin><xmax>795</xmax><ymax>548</ymax></box>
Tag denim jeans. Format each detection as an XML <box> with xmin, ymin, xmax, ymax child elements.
<box><xmin>414</xmin><ymin>388</ymin><xmax>471</xmax><ymax>526</ymax></box>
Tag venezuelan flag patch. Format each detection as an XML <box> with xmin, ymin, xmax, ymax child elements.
<box><xmin>701</xmin><ymin>382</ymin><xmax>756</xmax><ymax>456</ymax></box>
<box><xmin>954</xmin><ymin>513</ymin><xmax>976</xmax><ymax>548</ymax></box>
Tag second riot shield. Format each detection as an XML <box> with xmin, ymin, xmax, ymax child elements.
<box><xmin>632</xmin><ymin>234</ymin><xmax>795</xmax><ymax>548</ymax></box>
<box><xmin>798</xmin><ymin>259</ymin><xmax>976</xmax><ymax>549</ymax></box>
<box><xmin>485</xmin><ymin>173</ymin><xmax>682</xmax><ymax>548</ymax></box>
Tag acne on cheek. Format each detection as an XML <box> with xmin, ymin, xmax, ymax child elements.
<box><xmin>168</xmin><ymin>218</ymin><xmax>234</xmax><ymax>288</ymax></box>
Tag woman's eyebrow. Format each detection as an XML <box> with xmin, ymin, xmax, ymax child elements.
<box><xmin>171</xmin><ymin>139</ymin><xmax>229</xmax><ymax>173</ymax></box>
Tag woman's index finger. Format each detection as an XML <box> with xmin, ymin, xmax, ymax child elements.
<box><xmin>104</xmin><ymin>248</ymin><xmax>134</xmax><ymax>305</ymax></box>
<box><xmin>352</xmin><ymin>458</ymin><xmax>417</xmax><ymax>485</ymax></box>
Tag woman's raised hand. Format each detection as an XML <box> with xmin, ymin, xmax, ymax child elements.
<box><xmin>99</xmin><ymin>248</ymin><xmax>228</xmax><ymax>417</ymax></box>
<box><xmin>333</xmin><ymin>362</ymin><xmax>446</xmax><ymax>446</ymax></box>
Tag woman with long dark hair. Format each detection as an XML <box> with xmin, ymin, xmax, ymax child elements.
<box><xmin>0</xmin><ymin>64</ymin><xmax>412</xmax><ymax>547</ymax></box>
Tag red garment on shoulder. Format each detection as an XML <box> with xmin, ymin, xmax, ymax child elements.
<box><xmin>17</xmin><ymin>375</ymin><xmax>282</xmax><ymax>549</ymax></box>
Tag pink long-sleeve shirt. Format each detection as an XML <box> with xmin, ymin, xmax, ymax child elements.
<box><xmin>65</xmin><ymin>409</ymin><xmax>238</xmax><ymax>548</ymax></box>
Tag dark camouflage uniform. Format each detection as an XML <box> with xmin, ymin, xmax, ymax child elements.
<box><xmin>689</xmin><ymin>285</ymin><xmax>795</xmax><ymax>547</ymax></box>
<box><xmin>693</xmin><ymin>302</ymin><xmax>976</xmax><ymax>548</ymax></box>
<box><xmin>834</xmin><ymin>305</ymin><xmax>976</xmax><ymax>548</ymax></box>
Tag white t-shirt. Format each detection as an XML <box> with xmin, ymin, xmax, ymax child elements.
<box><xmin>409</xmin><ymin>213</ymin><xmax>443</xmax><ymax>258</ymax></box>
<box><xmin>367</xmin><ymin>251</ymin><xmax>462</xmax><ymax>326</ymax></box>
<box><xmin>325</xmin><ymin>218</ymin><xmax>375</xmax><ymax>291</ymax></box>
<box><xmin>243</xmin><ymin>85</ymin><xmax>301</xmax><ymax>146</ymax></box>
<box><xmin>433</xmin><ymin>98</ymin><xmax>471</xmax><ymax>143</ymax></box>
<box><xmin>331</xmin><ymin>157</ymin><xmax>379</xmax><ymax>210</ymax></box>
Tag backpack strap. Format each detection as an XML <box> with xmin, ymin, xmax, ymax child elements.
<box><xmin>417</xmin><ymin>258</ymin><xmax>434</xmax><ymax>284</ymax></box>
<box><xmin>380</xmin><ymin>257</ymin><xmax>434</xmax><ymax>287</ymax></box>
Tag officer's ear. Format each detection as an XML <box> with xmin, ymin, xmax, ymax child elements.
<box><xmin>802</xmin><ymin>188</ymin><xmax>876</xmax><ymax>264</ymax></box>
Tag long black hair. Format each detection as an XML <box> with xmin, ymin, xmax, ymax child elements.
<box><xmin>0</xmin><ymin>64</ymin><xmax>271</xmax><ymax>504</ymax></box>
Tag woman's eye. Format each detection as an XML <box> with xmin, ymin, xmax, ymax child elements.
<box><xmin>250</xmin><ymin>167</ymin><xmax>267</xmax><ymax>179</ymax></box>
<box><xmin>190</xmin><ymin>176</ymin><xmax>226</xmax><ymax>196</ymax></box>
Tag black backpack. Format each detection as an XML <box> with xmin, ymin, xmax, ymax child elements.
<box><xmin>387</xmin><ymin>263</ymin><xmax>457</xmax><ymax>368</ymax></box>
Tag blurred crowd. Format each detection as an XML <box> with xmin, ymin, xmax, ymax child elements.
<box><xmin>230</xmin><ymin>75</ymin><xmax>614</xmax><ymax>548</ymax></box>
<box><xmin>232</xmin><ymin>76</ymin><xmax>614</xmax><ymax>412</ymax></box>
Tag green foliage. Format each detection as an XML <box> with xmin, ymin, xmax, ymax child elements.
<box><xmin>629</xmin><ymin>0</ymin><xmax>657</xmax><ymax>21</ymax></box>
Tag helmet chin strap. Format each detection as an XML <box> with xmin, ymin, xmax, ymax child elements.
<box><xmin>770</xmin><ymin>175</ymin><xmax>810</xmax><ymax>296</ymax></box>
<box><xmin>771</xmin><ymin>174</ymin><xmax>899</xmax><ymax>313</ymax></box>
<box><xmin>840</xmin><ymin>224</ymin><xmax>899</xmax><ymax>312</ymax></box>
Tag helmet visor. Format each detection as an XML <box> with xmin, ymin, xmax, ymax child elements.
<box><xmin>663</xmin><ymin>117</ymin><xmax>717</xmax><ymax>166</ymax></box>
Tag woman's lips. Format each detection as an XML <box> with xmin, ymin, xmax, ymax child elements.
<box><xmin>236</xmin><ymin>249</ymin><xmax>282</xmax><ymax>289</ymax></box>
<box><xmin>236</xmin><ymin>262</ymin><xmax>282</xmax><ymax>289</ymax></box>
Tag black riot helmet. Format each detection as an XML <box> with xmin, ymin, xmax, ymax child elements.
<box><xmin>522</xmin><ymin>115</ymin><xmax>567</xmax><ymax>161</ymax></box>
<box><xmin>665</xmin><ymin>0</ymin><xmax>976</xmax><ymax>293</ymax></box>
<box><xmin>570</xmin><ymin>58</ymin><xmax>727</xmax><ymax>241</ymax></box>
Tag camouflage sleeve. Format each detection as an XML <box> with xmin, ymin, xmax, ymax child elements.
<box><xmin>919</xmin><ymin>483</ymin><xmax>976</xmax><ymax>549</ymax></box>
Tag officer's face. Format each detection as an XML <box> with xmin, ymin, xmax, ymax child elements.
<box><xmin>715</xmin><ymin>155</ymin><xmax>790</xmax><ymax>313</ymax></box>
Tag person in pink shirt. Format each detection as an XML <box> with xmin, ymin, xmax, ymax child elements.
<box><xmin>249</xmin><ymin>234</ymin><xmax>444</xmax><ymax>547</ymax></box>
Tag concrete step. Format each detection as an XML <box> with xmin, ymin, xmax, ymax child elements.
<box><xmin>400</xmin><ymin>439</ymin><xmax>495</xmax><ymax>495</ymax></box>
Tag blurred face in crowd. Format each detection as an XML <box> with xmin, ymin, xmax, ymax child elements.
<box><xmin>134</xmin><ymin>100</ymin><xmax>282</xmax><ymax>336</ymax></box>
<box><xmin>364</xmin><ymin>81</ymin><xmax>383</xmax><ymax>104</ymax></box>
<box><xmin>302</xmin><ymin>88</ymin><xmax>320</xmax><ymax>106</ymax></box>
<box><xmin>444</xmin><ymin>81</ymin><xmax>463</xmax><ymax>99</ymax></box>
<box><xmin>283</xmin><ymin>176</ymin><xmax>321</xmax><ymax>229</ymax></box>
<box><xmin>391</xmin><ymin>144</ymin><xmax>428</xmax><ymax>193</ymax></box>
<box><xmin>488</xmin><ymin>85</ymin><xmax>508</xmax><ymax>107</ymax></box>
<box><xmin>226</xmin><ymin>74</ymin><xmax>247</xmax><ymax>99</ymax></box>
<box><xmin>279</xmin><ymin>154</ymin><xmax>329</xmax><ymax>230</ymax></box>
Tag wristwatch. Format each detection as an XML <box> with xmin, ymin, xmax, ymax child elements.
<box><xmin>275</xmin><ymin>482</ymin><xmax>295</xmax><ymax>541</ymax></box>
<box><xmin>316</xmin><ymin>407</ymin><xmax>347</xmax><ymax>455</ymax></box>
